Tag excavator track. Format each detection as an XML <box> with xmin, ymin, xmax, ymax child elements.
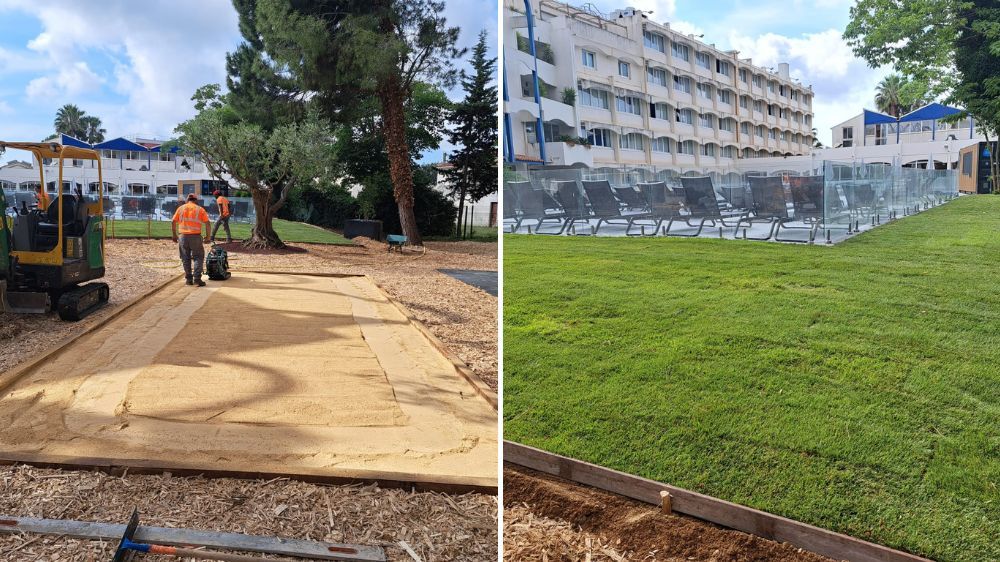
<box><xmin>57</xmin><ymin>282</ymin><xmax>110</xmax><ymax>321</ymax></box>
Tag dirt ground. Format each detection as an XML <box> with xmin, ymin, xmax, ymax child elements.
<box><xmin>503</xmin><ymin>467</ymin><xmax>833</xmax><ymax>562</ymax></box>
<box><xmin>0</xmin><ymin>237</ymin><xmax>498</xmax><ymax>561</ymax></box>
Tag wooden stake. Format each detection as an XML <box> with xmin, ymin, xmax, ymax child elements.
<box><xmin>660</xmin><ymin>490</ymin><xmax>672</xmax><ymax>515</ymax></box>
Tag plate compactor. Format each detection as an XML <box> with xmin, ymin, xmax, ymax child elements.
<box><xmin>0</xmin><ymin>141</ymin><xmax>109</xmax><ymax>321</ymax></box>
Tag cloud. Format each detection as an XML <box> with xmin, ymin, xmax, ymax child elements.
<box><xmin>25</xmin><ymin>61</ymin><xmax>103</xmax><ymax>98</ymax></box>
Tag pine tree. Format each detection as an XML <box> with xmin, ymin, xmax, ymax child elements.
<box><xmin>443</xmin><ymin>30</ymin><xmax>498</xmax><ymax>237</ymax></box>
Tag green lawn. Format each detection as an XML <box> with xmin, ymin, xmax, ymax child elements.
<box><xmin>504</xmin><ymin>196</ymin><xmax>1000</xmax><ymax>561</ymax></box>
<box><xmin>426</xmin><ymin>226</ymin><xmax>498</xmax><ymax>242</ymax></box>
<box><xmin>107</xmin><ymin>218</ymin><xmax>351</xmax><ymax>245</ymax></box>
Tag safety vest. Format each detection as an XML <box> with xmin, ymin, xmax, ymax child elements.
<box><xmin>217</xmin><ymin>196</ymin><xmax>230</xmax><ymax>218</ymax></box>
<box><xmin>37</xmin><ymin>190</ymin><xmax>50</xmax><ymax>210</ymax></box>
<box><xmin>172</xmin><ymin>202</ymin><xmax>209</xmax><ymax>235</ymax></box>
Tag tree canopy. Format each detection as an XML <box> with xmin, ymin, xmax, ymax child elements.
<box><xmin>53</xmin><ymin>104</ymin><xmax>106</xmax><ymax>143</ymax></box>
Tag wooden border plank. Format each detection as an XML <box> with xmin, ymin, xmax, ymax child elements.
<box><xmin>0</xmin><ymin>516</ymin><xmax>385</xmax><ymax>561</ymax></box>
<box><xmin>504</xmin><ymin>441</ymin><xmax>932</xmax><ymax>562</ymax></box>
<box><xmin>0</xmin><ymin>273</ymin><xmax>182</xmax><ymax>395</ymax></box>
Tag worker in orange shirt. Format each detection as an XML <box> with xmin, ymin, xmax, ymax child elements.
<box><xmin>171</xmin><ymin>193</ymin><xmax>211</xmax><ymax>286</ymax></box>
<box><xmin>36</xmin><ymin>184</ymin><xmax>50</xmax><ymax>210</ymax></box>
<box><xmin>211</xmin><ymin>189</ymin><xmax>232</xmax><ymax>243</ymax></box>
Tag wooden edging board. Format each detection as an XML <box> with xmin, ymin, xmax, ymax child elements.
<box><xmin>0</xmin><ymin>273</ymin><xmax>182</xmax><ymax>395</ymax></box>
<box><xmin>504</xmin><ymin>441</ymin><xmax>932</xmax><ymax>562</ymax></box>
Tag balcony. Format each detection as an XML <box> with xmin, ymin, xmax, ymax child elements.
<box><xmin>545</xmin><ymin>142</ymin><xmax>594</xmax><ymax>167</ymax></box>
<box><xmin>540</xmin><ymin>97</ymin><xmax>575</xmax><ymax>126</ymax></box>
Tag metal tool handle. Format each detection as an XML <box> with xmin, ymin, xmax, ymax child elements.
<box><xmin>148</xmin><ymin>545</ymin><xmax>272</xmax><ymax>562</ymax></box>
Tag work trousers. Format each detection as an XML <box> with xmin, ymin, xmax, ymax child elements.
<box><xmin>212</xmin><ymin>216</ymin><xmax>232</xmax><ymax>241</ymax></box>
<box><xmin>178</xmin><ymin>234</ymin><xmax>205</xmax><ymax>279</ymax></box>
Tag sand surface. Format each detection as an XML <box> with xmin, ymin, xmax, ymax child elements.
<box><xmin>0</xmin><ymin>272</ymin><xmax>496</xmax><ymax>488</ymax></box>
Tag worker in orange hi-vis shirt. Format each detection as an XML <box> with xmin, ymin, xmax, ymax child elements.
<box><xmin>211</xmin><ymin>189</ymin><xmax>232</xmax><ymax>243</ymax></box>
<box><xmin>36</xmin><ymin>184</ymin><xmax>50</xmax><ymax>211</ymax></box>
<box><xmin>171</xmin><ymin>193</ymin><xmax>211</xmax><ymax>286</ymax></box>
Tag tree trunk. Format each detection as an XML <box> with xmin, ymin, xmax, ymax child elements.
<box><xmin>247</xmin><ymin>188</ymin><xmax>285</xmax><ymax>249</ymax></box>
<box><xmin>455</xmin><ymin>186</ymin><xmax>467</xmax><ymax>238</ymax></box>
<box><xmin>378</xmin><ymin>72</ymin><xmax>422</xmax><ymax>246</ymax></box>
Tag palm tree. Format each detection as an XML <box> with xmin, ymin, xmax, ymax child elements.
<box><xmin>811</xmin><ymin>127</ymin><xmax>824</xmax><ymax>148</ymax></box>
<box><xmin>80</xmin><ymin>116</ymin><xmax>106</xmax><ymax>144</ymax></box>
<box><xmin>875</xmin><ymin>74</ymin><xmax>906</xmax><ymax>118</ymax></box>
<box><xmin>53</xmin><ymin>104</ymin><xmax>86</xmax><ymax>139</ymax></box>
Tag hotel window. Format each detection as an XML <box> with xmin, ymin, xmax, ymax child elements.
<box><xmin>721</xmin><ymin>145</ymin><xmax>736</xmax><ymax>158</ymax></box>
<box><xmin>581</xmin><ymin>50</ymin><xmax>596</xmax><ymax>68</ymax></box>
<box><xmin>676</xmin><ymin>108</ymin><xmax>694</xmax><ymax>125</ymax></box>
<box><xmin>767</xmin><ymin>81</ymin><xmax>775</xmax><ymax>94</ymax></box>
<box><xmin>716</xmin><ymin>60</ymin><xmax>731</xmax><ymax>76</ymax></box>
<box><xmin>671</xmin><ymin>41</ymin><xmax>690</xmax><ymax>61</ymax></box>
<box><xmin>651</xmin><ymin>137</ymin><xmax>672</xmax><ymax>153</ymax></box>
<box><xmin>677</xmin><ymin>140</ymin><xmax>696</xmax><ymax>154</ymax></box>
<box><xmin>643</xmin><ymin>30</ymin><xmax>665</xmax><ymax>52</ymax></box>
<box><xmin>650</xmin><ymin>102</ymin><xmax>671</xmax><ymax>119</ymax></box>
<box><xmin>719</xmin><ymin>118</ymin><xmax>734</xmax><ymax>132</ymax></box>
<box><xmin>753</xmin><ymin>100</ymin><xmax>763</xmax><ymax>113</ymax></box>
<box><xmin>616</xmin><ymin>95</ymin><xmax>642</xmax><ymax>116</ymax></box>
<box><xmin>780</xmin><ymin>131</ymin><xmax>788</xmax><ymax>141</ymax></box>
<box><xmin>541</xmin><ymin>122</ymin><xmax>561</xmax><ymax>142</ymax></box>
<box><xmin>752</xmin><ymin>74</ymin><xmax>763</xmax><ymax>88</ymax></box>
<box><xmin>647</xmin><ymin>67</ymin><xmax>667</xmax><ymax>87</ymax></box>
<box><xmin>619</xmin><ymin>133</ymin><xmax>644</xmax><ymax>151</ymax></box>
<box><xmin>701</xmin><ymin>143</ymin><xmax>716</xmax><ymax>156</ymax></box>
<box><xmin>618</xmin><ymin>61</ymin><xmax>630</xmax><ymax>77</ymax></box>
<box><xmin>718</xmin><ymin>89</ymin><xmax>732</xmax><ymax>105</ymax></box>
<box><xmin>739</xmin><ymin>96</ymin><xmax>749</xmax><ymax>109</ymax></box>
<box><xmin>740</xmin><ymin>122</ymin><xmax>750</xmax><ymax>135</ymax></box>
<box><xmin>697</xmin><ymin>83</ymin><xmax>712</xmax><ymax>99</ymax></box>
<box><xmin>673</xmin><ymin>75</ymin><xmax>691</xmax><ymax>93</ymax></box>
<box><xmin>768</xmin><ymin>129</ymin><xmax>776</xmax><ymax>140</ymax></box>
<box><xmin>756</xmin><ymin>125</ymin><xmax>765</xmax><ymax>138</ymax></box>
<box><xmin>778</xmin><ymin>85</ymin><xmax>786</xmax><ymax>97</ymax></box>
<box><xmin>578</xmin><ymin>87</ymin><xmax>610</xmax><ymax>109</ymax></box>
<box><xmin>696</xmin><ymin>52</ymin><xmax>711</xmax><ymax>69</ymax></box>
<box><xmin>803</xmin><ymin>94</ymin><xmax>811</xmax><ymax>105</ymax></box>
<box><xmin>793</xmin><ymin>112</ymin><xmax>801</xmax><ymax>123</ymax></box>
<box><xmin>805</xmin><ymin>115</ymin><xmax>812</xmax><ymax>126</ymax></box>
<box><xmin>791</xmin><ymin>90</ymin><xmax>799</xmax><ymax>101</ymax></box>
<box><xmin>739</xmin><ymin>69</ymin><xmax>748</xmax><ymax>83</ymax></box>
<box><xmin>767</xmin><ymin>104</ymin><xmax>776</xmax><ymax>116</ymax></box>
<box><xmin>842</xmin><ymin>126</ymin><xmax>853</xmax><ymax>147</ymax></box>
<box><xmin>588</xmin><ymin>128</ymin><xmax>613</xmax><ymax>147</ymax></box>
<box><xmin>699</xmin><ymin>113</ymin><xmax>714</xmax><ymax>128</ymax></box>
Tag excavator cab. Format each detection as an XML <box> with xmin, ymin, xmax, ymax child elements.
<box><xmin>0</xmin><ymin>141</ymin><xmax>109</xmax><ymax>320</ymax></box>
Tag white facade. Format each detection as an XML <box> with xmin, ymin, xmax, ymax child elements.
<box><xmin>831</xmin><ymin>108</ymin><xmax>980</xmax><ymax>151</ymax></box>
<box><xmin>503</xmin><ymin>0</ymin><xmax>815</xmax><ymax>171</ymax></box>
<box><xmin>434</xmin><ymin>164</ymin><xmax>499</xmax><ymax>227</ymax></box>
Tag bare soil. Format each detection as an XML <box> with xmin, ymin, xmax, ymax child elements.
<box><xmin>503</xmin><ymin>466</ymin><xmax>834</xmax><ymax>562</ymax></box>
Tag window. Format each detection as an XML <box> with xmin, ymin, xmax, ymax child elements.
<box><xmin>677</xmin><ymin>140</ymin><xmax>696</xmax><ymax>155</ymax></box>
<box><xmin>588</xmin><ymin>128</ymin><xmax>612</xmax><ymax>147</ymax></box>
<box><xmin>541</xmin><ymin>122</ymin><xmax>561</xmax><ymax>142</ymax></box>
<box><xmin>581</xmin><ymin>50</ymin><xmax>596</xmax><ymax>68</ymax></box>
<box><xmin>716</xmin><ymin>60</ymin><xmax>730</xmax><ymax>76</ymax></box>
<box><xmin>651</xmin><ymin>137</ymin><xmax>672</xmax><ymax>153</ymax></box>
<box><xmin>671</xmin><ymin>41</ymin><xmax>689</xmax><ymax>61</ymax></box>
<box><xmin>778</xmin><ymin>85</ymin><xmax>786</xmax><ymax>97</ymax></box>
<box><xmin>752</xmin><ymin>74</ymin><xmax>762</xmax><ymax>88</ymax></box>
<box><xmin>740</xmin><ymin>122</ymin><xmax>750</xmax><ymax>135</ymax></box>
<box><xmin>701</xmin><ymin>143</ymin><xmax>716</xmax><ymax>156</ymax></box>
<box><xmin>842</xmin><ymin>126</ymin><xmax>853</xmax><ymax>147</ymax></box>
<box><xmin>616</xmin><ymin>95</ymin><xmax>642</xmax><ymax>115</ymax></box>
<box><xmin>768</xmin><ymin>129</ymin><xmax>776</xmax><ymax>140</ymax></box>
<box><xmin>962</xmin><ymin>152</ymin><xmax>973</xmax><ymax>175</ymax></box>
<box><xmin>767</xmin><ymin>80</ymin><xmax>775</xmax><ymax>94</ymax></box>
<box><xmin>803</xmin><ymin>94</ymin><xmax>810</xmax><ymax>105</ymax></box>
<box><xmin>791</xmin><ymin>90</ymin><xmax>799</xmax><ymax>101</ymax></box>
<box><xmin>643</xmin><ymin>31</ymin><xmax>665</xmax><ymax>52</ymax></box>
<box><xmin>619</xmin><ymin>133</ymin><xmax>644</xmax><ymax>150</ymax></box>
<box><xmin>753</xmin><ymin>100</ymin><xmax>763</xmax><ymax>113</ymax></box>
<box><xmin>647</xmin><ymin>67</ymin><xmax>667</xmax><ymax>87</ymax></box>
<box><xmin>673</xmin><ymin>75</ymin><xmax>691</xmax><ymax>93</ymax></box>
<box><xmin>739</xmin><ymin>69</ymin><xmax>748</xmax><ymax>83</ymax></box>
<box><xmin>578</xmin><ymin>87</ymin><xmax>610</xmax><ymax>109</ymax></box>
<box><xmin>780</xmin><ymin>130</ymin><xmax>788</xmax><ymax>141</ymax></box>
<box><xmin>793</xmin><ymin>112</ymin><xmax>801</xmax><ymax>123</ymax></box>
<box><xmin>721</xmin><ymin>145</ymin><xmax>736</xmax><ymax>158</ymax></box>
<box><xmin>767</xmin><ymin>104</ymin><xmax>776</xmax><ymax>116</ymax></box>
<box><xmin>739</xmin><ymin>96</ymin><xmax>749</xmax><ymax>109</ymax></box>
<box><xmin>696</xmin><ymin>52</ymin><xmax>711</xmax><ymax>69</ymax></box>
<box><xmin>618</xmin><ymin>60</ymin><xmax>630</xmax><ymax>78</ymax></box>
<box><xmin>650</xmin><ymin>102</ymin><xmax>671</xmax><ymax>119</ymax></box>
<box><xmin>719</xmin><ymin>118</ymin><xmax>734</xmax><ymax>132</ymax></box>
<box><xmin>696</xmin><ymin>82</ymin><xmax>712</xmax><ymax>99</ymax></box>
<box><xmin>698</xmin><ymin>113</ymin><xmax>714</xmax><ymax>128</ymax></box>
<box><xmin>805</xmin><ymin>115</ymin><xmax>812</xmax><ymax>126</ymax></box>
<box><xmin>675</xmin><ymin>108</ymin><xmax>694</xmax><ymax>125</ymax></box>
<box><xmin>756</xmin><ymin>125</ymin><xmax>765</xmax><ymax>138</ymax></box>
<box><xmin>717</xmin><ymin>89</ymin><xmax>732</xmax><ymax>104</ymax></box>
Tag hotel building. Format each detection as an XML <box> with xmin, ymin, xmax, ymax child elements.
<box><xmin>502</xmin><ymin>0</ymin><xmax>816</xmax><ymax>171</ymax></box>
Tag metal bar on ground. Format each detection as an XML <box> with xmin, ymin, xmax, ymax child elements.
<box><xmin>0</xmin><ymin>515</ymin><xmax>386</xmax><ymax>561</ymax></box>
<box><xmin>504</xmin><ymin>441</ymin><xmax>931</xmax><ymax>562</ymax></box>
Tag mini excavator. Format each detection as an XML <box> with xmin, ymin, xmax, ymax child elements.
<box><xmin>0</xmin><ymin>141</ymin><xmax>109</xmax><ymax>321</ymax></box>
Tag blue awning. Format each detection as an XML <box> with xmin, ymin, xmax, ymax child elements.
<box><xmin>899</xmin><ymin>103</ymin><xmax>962</xmax><ymax>123</ymax></box>
<box><xmin>93</xmin><ymin>137</ymin><xmax>149</xmax><ymax>152</ymax></box>
<box><xmin>150</xmin><ymin>144</ymin><xmax>183</xmax><ymax>153</ymax></box>
<box><xmin>863</xmin><ymin>109</ymin><xmax>896</xmax><ymax>125</ymax></box>
<box><xmin>60</xmin><ymin>134</ymin><xmax>92</xmax><ymax>148</ymax></box>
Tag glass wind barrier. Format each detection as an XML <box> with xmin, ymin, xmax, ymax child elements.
<box><xmin>504</xmin><ymin>161</ymin><xmax>958</xmax><ymax>243</ymax></box>
<box><xmin>1</xmin><ymin>190</ymin><xmax>256</xmax><ymax>224</ymax></box>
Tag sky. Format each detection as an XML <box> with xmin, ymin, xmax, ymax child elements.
<box><xmin>0</xmin><ymin>0</ymin><xmax>497</xmax><ymax>163</ymax></box>
<box><xmin>587</xmin><ymin>0</ymin><xmax>893</xmax><ymax>146</ymax></box>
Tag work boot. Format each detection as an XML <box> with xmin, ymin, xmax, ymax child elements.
<box><xmin>185</xmin><ymin>276</ymin><xmax>193</xmax><ymax>286</ymax></box>
<box><xmin>195</xmin><ymin>277</ymin><xmax>206</xmax><ymax>287</ymax></box>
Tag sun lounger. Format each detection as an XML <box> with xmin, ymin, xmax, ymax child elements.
<box><xmin>673</xmin><ymin>176</ymin><xmax>731</xmax><ymax>236</ymax></box>
<box><xmin>783</xmin><ymin>175</ymin><xmax>825</xmax><ymax>242</ymax></box>
<box><xmin>631</xmin><ymin>181</ymin><xmax>687</xmax><ymax>236</ymax></box>
<box><xmin>508</xmin><ymin>181</ymin><xmax>566</xmax><ymax>234</ymax></box>
<box><xmin>738</xmin><ymin>176</ymin><xmax>788</xmax><ymax>240</ymax></box>
<box><xmin>580</xmin><ymin>180</ymin><xmax>650</xmax><ymax>234</ymax></box>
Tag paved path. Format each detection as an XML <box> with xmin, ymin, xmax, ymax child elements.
<box><xmin>439</xmin><ymin>269</ymin><xmax>498</xmax><ymax>296</ymax></box>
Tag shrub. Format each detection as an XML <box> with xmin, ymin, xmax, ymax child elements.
<box><xmin>356</xmin><ymin>164</ymin><xmax>456</xmax><ymax>237</ymax></box>
<box><xmin>279</xmin><ymin>180</ymin><xmax>358</xmax><ymax>229</ymax></box>
<box><xmin>561</xmin><ymin>88</ymin><xmax>576</xmax><ymax>106</ymax></box>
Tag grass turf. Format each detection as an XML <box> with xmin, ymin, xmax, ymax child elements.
<box><xmin>503</xmin><ymin>196</ymin><xmax>1000</xmax><ymax>561</ymax></box>
<box><xmin>107</xmin><ymin>218</ymin><xmax>351</xmax><ymax>245</ymax></box>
